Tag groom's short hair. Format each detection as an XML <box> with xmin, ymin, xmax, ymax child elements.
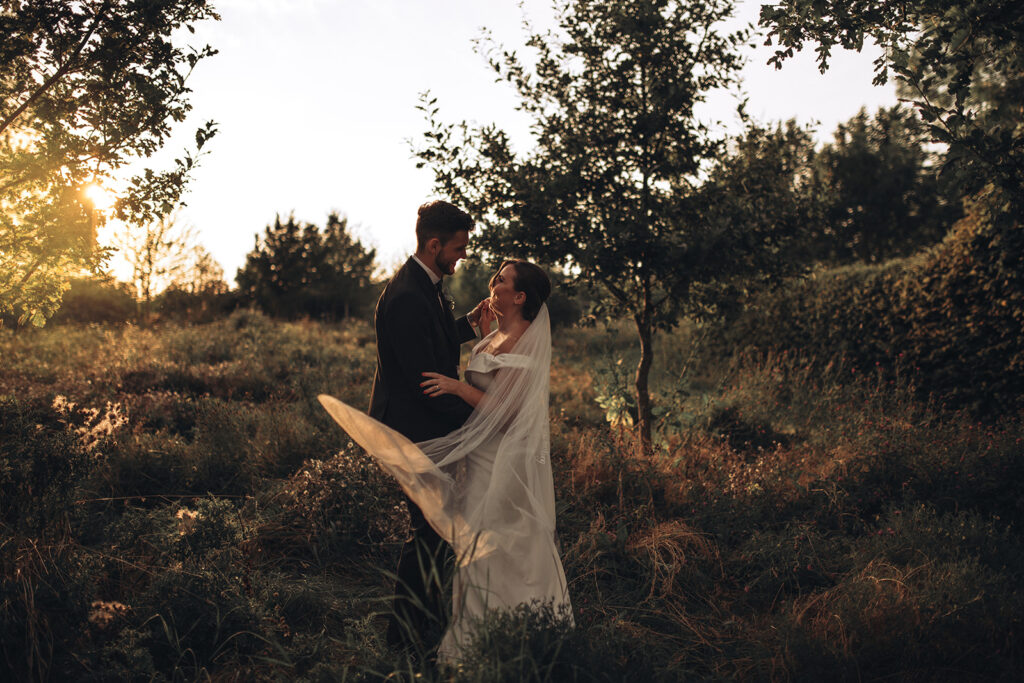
<box><xmin>416</xmin><ymin>200</ymin><xmax>474</xmax><ymax>250</ymax></box>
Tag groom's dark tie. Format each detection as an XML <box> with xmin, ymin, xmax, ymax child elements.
<box><xmin>435</xmin><ymin>279</ymin><xmax>447</xmax><ymax>314</ymax></box>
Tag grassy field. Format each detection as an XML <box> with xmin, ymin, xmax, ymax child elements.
<box><xmin>1</xmin><ymin>310</ymin><xmax>1021</xmax><ymax>681</ymax></box>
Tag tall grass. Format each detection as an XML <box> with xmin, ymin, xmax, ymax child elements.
<box><xmin>1</xmin><ymin>311</ymin><xmax>1021</xmax><ymax>680</ymax></box>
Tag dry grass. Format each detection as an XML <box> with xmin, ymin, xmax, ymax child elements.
<box><xmin>0</xmin><ymin>313</ymin><xmax>1021</xmax><ymax>680</ymax></box>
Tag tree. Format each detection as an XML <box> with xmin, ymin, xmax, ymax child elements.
<box><xmin>153</xmin><ymin>246</ymin><xmax>230</xmax><ymax>322</ymax></box>
<box><xmin>760</xmin><ymin>2</ymin><xmax>1024</xmax><ymax>415</ymax></box>
<box><xmin>698</xmin><ymin>118</ymin><xmax>822</xmax><ymax>290</ymax></box>
<box><xmin>318</xmin><ymin>213</ymin><xmax>379</xmax><ymax>319</ymax></box>
<box><xmin>113</xmin><ymin>209</ymin><xmax>200</xmax><ymax>321</ymax></box>
<box><xmin>811</xmin><ymin>106</ymin><xmax>959</xmax><ymax>264</ymax></box>
<box><xmin>415</xmin><ymin>0</ymin><xmax>796</xmax><ymax>450</ymax></box>
<box><xmin>0</xmin><ymin>0</ymin><xmax>219</xmax><ymax>326</ymax></box>
<box><xmin>759</xmin><ymin>0</ymin><xmax>1024</xmax><ymax>212</ymax></box>
<box><xmin>178</xmin><ymin>246</ymin><xmax>228</xmax><ymax>297</ymax></box>
<box><xmin>236</xmin><ymin>213</ymin><xmax>378</xmax><ymax>320</ymax></box>
<box><xmin>698</xmin><ymin>108</ymin><xmax>958</xmax><ymax>283</ymax></box>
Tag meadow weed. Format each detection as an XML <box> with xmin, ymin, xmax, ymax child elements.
<box><xmin>0</xmin><ymin>315</ymin><xmax>1020</xmax><ymax>680</ymax></box>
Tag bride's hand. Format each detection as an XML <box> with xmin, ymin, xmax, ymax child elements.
<box><xmin>476</xmin><ymin>298</ymin><xmax>495</xmax><ymax>333</ymax></box>
<box><xmin>468</xmin><ymin>298</ymin><xmax>491</xmax><ymax>330</ymax></box>
<box><xmin>421</xmin><ymin>372</ymin><xmax>464</xmax><ymax>399</ymax></box>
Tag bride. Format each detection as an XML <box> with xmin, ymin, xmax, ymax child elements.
<box><xmin>319</xmin><ymin>259</ymin><xmax>572</xmax><ymax>663</ymax></box>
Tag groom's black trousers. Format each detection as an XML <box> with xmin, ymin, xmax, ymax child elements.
<box><xmin>386</xmin><ymin>496</ymin><xmax>453</xmax><ymax>653</ymax></box>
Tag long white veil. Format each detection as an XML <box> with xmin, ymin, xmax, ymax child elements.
<box><xmin>318</xmin><ymin>304</ymin><xmax>555</xmax><ymax>567</ymax></box>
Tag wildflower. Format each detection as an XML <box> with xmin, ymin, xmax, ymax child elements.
<box><xmin>52</xmin><ymin>395</ymin><xmax>74</xmax><ymax>412</ymax></box>
<box><xmin>175</xmin><ymin>507</ymin><xmax>200</xmax><ymax>535</ymax></box>
<box><xmin>88</xmin><ymin>601</ymin><xmax>130</xmax><ymax>629</ymax></box>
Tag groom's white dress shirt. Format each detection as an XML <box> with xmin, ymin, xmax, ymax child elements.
<box><xmin>412</xmin><ymin>254</ymin><xmax>447</xmax><ymax>312</ymax></box>
<box><xmin>411</xmin><ymin>254</ymin><xmax>441</xmax><ymax>287</ymax></box>
<box><xmin>412</xmin><ymin>254</ymin><xmax>485</xmax><ymax>338</ymax></box>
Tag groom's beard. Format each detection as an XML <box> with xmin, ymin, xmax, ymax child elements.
<box><xmin>437</xmin><ymin>255</ymin><xmax>458</xmax><ymax>275</ymax></box>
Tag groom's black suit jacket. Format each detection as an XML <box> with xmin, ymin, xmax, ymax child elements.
<box><xmin>368</xmin><ymin>257</ymin><xmax>476</xmax><ymax>442</ymax></box>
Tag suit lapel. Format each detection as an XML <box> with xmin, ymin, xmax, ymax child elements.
<box><xmin>406</xmin><ymin>257</ymin><xmax>458</xmax><ymax>348</ymax></box>
<box><xmin>437</xmin><ymin>285</ymin><xmax>459</xmax><ymax>347</ymax></box>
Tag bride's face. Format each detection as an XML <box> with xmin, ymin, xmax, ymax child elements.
<box><xmin>488</xmin><ymin>264</ymin><xmax>523</xmax><ymax>316</ymax></box>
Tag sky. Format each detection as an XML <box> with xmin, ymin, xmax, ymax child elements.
<box><xmin>103</xmin><ymin>0</ymin><xmax>898</xmax><ymax>283</ymax></box>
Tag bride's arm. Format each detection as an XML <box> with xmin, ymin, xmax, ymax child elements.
<box><xmin>421</xmin><ymin>372</ymin><xmax>484</xmax><ymax>408</ymax></box>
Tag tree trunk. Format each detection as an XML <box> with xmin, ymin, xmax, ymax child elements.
<box><xmin>634</xmin><ymin>310</ymin><xmax>654</xmax><ymax>456</ymax></box>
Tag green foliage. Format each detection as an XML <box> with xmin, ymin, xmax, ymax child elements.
<box><xmin>264</xmin><ymin>447</ymin><xmax>407</xmax><ymax>563</ymax></box>
<box><xmin>812</xmin><ymin>106</ymin><xmax>961</xmax><ymax>263</ymax></box>
<box><xmin>237</xmin><ymin>213</ymin><xmax>379</xmax><ymax>320</ymax></box>
<box><xmin>768</xmin><ymin>505</ymin><xmax>1024</xmax><ymax>680</ymax></box>
<box><xmin>0</xmin><ymin>0</ymin><xmax>220</xmax><ymax>324</ymax></box>
<box><xmin>726</xmin><ymin>185</ymin><xmax>1024</xmax><ymax>414</ymax></box>
<box><xmin>153</xmin><ymin>282</ymin><xmax>237</xmax><ymax>324</ymax></box>
<box><xmin>47</xmin><ymin>275</ymin><xmax>136</xmax><ymax>325</ymax></box>
<box><xmin>0</xmin><ymin>396</ymin><xmax>93</xmax><ymax>534</ymax></box>
<box><xmin>707</xmin><ymin>107</ymin><xmax>961</xmax><ymax>272</ymax></box>
<box><xmin>453</xmin><ymin>601</ymin><xmax>658</xmax><ymax>682</ymax></box>
<box><xmin>0</xmin><ymin>398</ymin><xmax>103</xmax><ymax>679</ymax></box>
<box><xmin>697</xmin><ymin>118</ymin><xmax>818</xmax><ymax>307</ymax></box>
<box><xmin>1</xmin><ymin>315</ymin><xmax>1022</xmax><ymax>679</ymax></box>
<box><xmin>760</xmin><ymin>0</ymin><xmax>1024</xmax><ymax>211</ymax></box>
<box><xmin>0</xmin><ymin>537</ymin><xmax>100</xmax><ymax>681</ymax></box>
<box><xmin>416</xmin><ymin>0</ymin><xmax>767</xmax><ymax>447</ymax></box>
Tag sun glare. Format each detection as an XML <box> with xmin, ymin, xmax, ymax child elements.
<box><xmin>4</xmin><ymin>127</ymin><xmax>40</xmax><ymax>151</ymax></box>
<box><xmin>84</xmin><ymin>183</ymin><xmax>117</xmax><ymax>211</ymax></box>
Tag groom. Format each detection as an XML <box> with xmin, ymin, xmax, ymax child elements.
<box><xmin>369</xmin><ymin>199</ymin><xmax>483</xmax><ymax>655</ymax></box>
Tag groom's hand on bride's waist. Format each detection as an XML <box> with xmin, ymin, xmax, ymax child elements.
<box><xmin>421</xmin><ymin>371</ymin><xmax>461</xmax><ymax>398</ymax></box>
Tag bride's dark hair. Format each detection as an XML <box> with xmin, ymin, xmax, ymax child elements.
<box><xmin>490</xmin><ymin>259</ymin><xmax>551</xmax><ymax>322</ymax></box>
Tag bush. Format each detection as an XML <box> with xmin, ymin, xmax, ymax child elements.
<box><xmin>454</xmin><ymin>601</ymin><xmax>660</xmax><ymax>682</ymax></box>
<box><xmin>0</xmin><ymin>397</ymin><xmax>93</xmax><ymax>533</ymax></box>
<box><xmin>153</xmin><ymin>285</ymin><xmax>239</xmax><ymax>324</ymax></box>
<box><xmin>136</xmin><ymin>564</ymin><xmax>263</xmax><ymax>675</ymax></box>
<box><xmin>96</xmin><ymin>397</ymin><xmax>316</xmax><ymax>498</ymax></box>
<box><xmin>49</xmin><ymin>276</ymin><xmax>137</xmax><ymax>325</ymax></box>
<box><xmin>0</xmin><ymin>540</ymin><xmax>99</xmax><ymax>681</ymax></box>
<box><xmin>3</xmin><ymin>302</ymin><xmax>1022</xmax><ymax>680</ymax></box>
<box><xmin>727</xmin><ymin>186</ymin><xmax>1024</xmax><ymax>415</ymax></box>
<box><xmin>774</xmin><ymin>506</ymin><xmax>1024</xmax><ymax>680</ymax></box>
<box><xmin>260</xmin><ymin>446</ymin><xmax>407</xmax><ymax>563</ymax></box>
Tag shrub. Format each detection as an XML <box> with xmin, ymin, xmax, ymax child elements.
<box><xmin>0</xmin><ymin>540</ymin><xmax>99</xmax><ymax>681</ymax></box>
<box><xmin>174</xmin><ymin>497</ymin><xmax>244</xmax><ymax>561</ymax></box>
<box><xmin>453</xmin><ymin>601</ymin><xmax>660</xmax><ymax>682</ymax></box>
<box><xmin>49</xmin><ymin>276</ymin><xmax>136</xmax><ymax>325</ymax></box>
<box><xmin>127</xmin><ymin>390</ymin><xmax>199</xmax><ymax>436</ymax></box>
<box><xmin>779</xmin><ymin>551</ymin><xmax>1022</xmax><ymax>680</ymax></box>
<box><xmin>3</xmin><ymin>297</ymin><xmax>1022</xmax><ymax>680</ymax></box>
<box><xmin>0</xmin><ymin>397</ymin><xmax>93</xmax><ymax>533</ymax></box>
<box><xmin>136</xmin><ymin>564</ymin><xmax>263</xmax><ymax>676</ymax></box>
<box><xmin>260</xmin><ymin>446</ymin><xmax>407</xmax><ymax>563</ymax></box>
<box><xmin>726</xmin><ymin>187</ymin><xmax>1024</xmax><ymax>415</ymax></box>
<box><xmin>153</xmin><ymin>285</ymin><xmax>239</xmax><ymax>324</ymax></box>
<box><xmin>704</xmin><ymin>405</ymin><xmax>796</xmax><ymax>455</ymax></box>
<box><xmin>95</xmin><ymin>406</ymin><xmax>269</xmax><ymax>499</ymax></box>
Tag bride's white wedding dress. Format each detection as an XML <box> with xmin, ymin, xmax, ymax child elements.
<box><xmin>318</xmin><ymin>304</ymin><xmax>571</xmax><ymax>663</ymax></box>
